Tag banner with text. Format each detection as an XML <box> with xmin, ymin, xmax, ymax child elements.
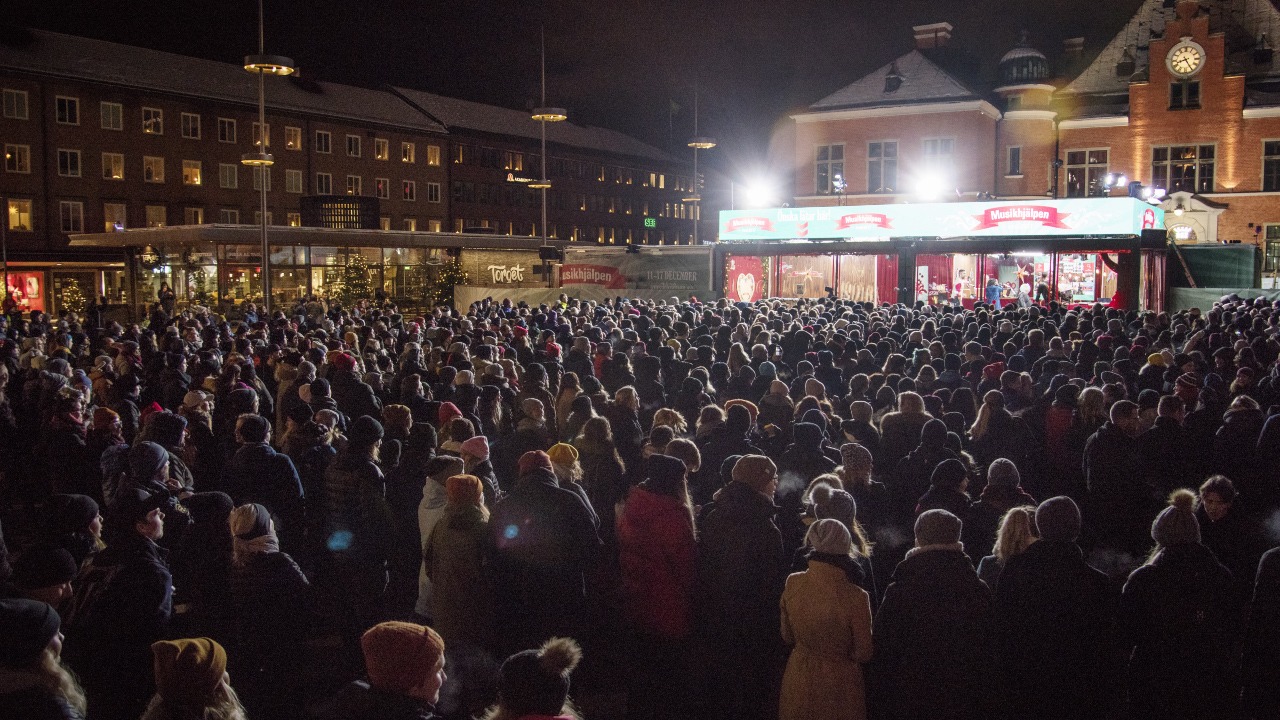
<box><xmin>719</xmin><ymin>198</ymin><xmax>1162</xmax><ymax>241</ymax></box>
<box><xmin>457</xmin><ymin>250</ymin><xmax>546</xmax><ymax>288</ymax></box>
<box><xmin>560</xmin><ymin>251</ymin><xmax>711</xmax><ymax>295</ymax></box>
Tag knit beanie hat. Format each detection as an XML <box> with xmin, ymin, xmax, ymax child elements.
<box><xmin>426</xmin><ymin>455</ymin><xmax>466</xmax><ymax>486</ymax></box>
<box><xmin>1035</xmin><ymin>496</ymin><xmax>1082</xmax><ymax>542</ymax></box>
<box><xmin>929</xmin><ymin>458</ymin><xmax>968</xmax><ymax>490</ymax></box>
<box><xmin>644</xmin><ymin>454</ymin><xmax>688</xmax><ymax>496</ymax></box>
<box><xmin>812</xmin><ymin>487</ymin><xmax>858</xmax><ymax>529</ymax></box>
<box><xmin>839</xmin><ymin>443</ymin><xmax>873</xmax><ymax>479</ymax></box>
<box><xmin>11</xmin><ymin>545</ymin><xmax>78</xmax><ymax>591</ymax></box>
<box><xmin>546</xmin><ymin>443</ymin><xmax>579</xmax><ymax>467</ymax></box>
<box><xmin>723</xmin><ymin>399</ymin><xmax>759</xmax><ymax>426</ymax></box>
<box><xmin>229</xmin><ymin>503</ymin><xmax>277</xmax><ymax>557</ymax></box>
<box><xmin>805</xmin><ymin>518</ymin><xmax>853</xmax><ymax>555</ymax></box>
<box><xmin>110</xmin><ymin>488</ymin><xmax>165</xmax><ymax>529</ymax></box>
<box><xmin>986</xmin><ymin>458</ymin><xmax>1021</xmax><ymax>488</ymax></box>
<box><xmin>914</xmin><ymin>509</ymin><xmax>963</xmax><ymax>546</ymax></box>
<box><xmin>445</xmin><ymin>474</ymin><xmax>484</xmax><ymax>506</ymax></box>
<box><xmin>0</xmin><ymin>598</ymin><xmax>60</xmax><ymax>667</ymax></box>
<box><xmin>731</xmin><ymin>454</ymin><xmax>777</xmax><ymax>493</ymax></box>
<box><xmin>309</xmin><ymin>377</ymin><xmax>331</xmax><ymax>398</ymax></box>
<box><xmin>497</xmin><ymin>637</ymin><xmax>583</xmax><ymax>717</ymax></box>
<box><xmin>460</xmin><ymin>436</ymin><xmax>490</xmax><ymax>461</ymax></box>
<box><xmin>48</xmin><ymin>493</ymin><xmax>99</xmax><ymax>536</ymax></box>
<box><xmin>361</xmin><ymin>622</ymin><xmax>445</xmax><ymax>695</ymax></box>
<box><xmin>438</xmin><ymin>402</ymin><xmax>463</xmax><ymax>425</ymax></box>
<box><xmin>129</xmin><ymin>441</ymin><xmax>169</xmax><ymax>481</ymax></box>
<box><xmin>1152</xmin><ymin>489</ymin><xmax>1201</xmax><ymax>547</ymax></box>
<box><xmin>519</xmin><ymin>450</ymin><xmax>554</xmax><ymax>476</ymax></box>
<box><xmin>382</xmin><ymin>404</ymin><xmax>412</xmax><ymax>429</ymax></box>
<box><xmin>92</xmin><ymin>406</ymin><xmax>120</xmax><ymax>429</ymax></box>
<box><xmin>151</xmin><ymin>638</ymin><xmax>227</xmax><ymax>705</ymax></box>
<box><xmin>348</xmin><ymin>415</ymin><xmax>385</xmax><ymax>446</ymax></box>
<box><xmin>769</xmin><ymin>379</ymin><xmax>789</xmax><ymax>396</ymax></box>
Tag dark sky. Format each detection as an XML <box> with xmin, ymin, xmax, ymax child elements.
<box><xmin>8</xmin><ymin>0</ymin><xmax>1145</xmax><ymax>179</ymax></box>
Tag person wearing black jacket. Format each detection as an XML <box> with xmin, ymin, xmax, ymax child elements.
<box><xmin>871</xmin><ymin>509</ymin><xmax>992</xmax><ymax>720</ymax></box>
<box><xmin>333</xmin><ymin>621</ymin><xmax>445</xmax><ymax>720</ymax></box>
<box><xmin>993</xmin><ymin>496</ymin><xmax>1116</xmax><ymax>720</ymax></box>
<box><xmin>223</xmin><ymin>414</ymin><xmax>305</xmax><ymax>554</ymax></box>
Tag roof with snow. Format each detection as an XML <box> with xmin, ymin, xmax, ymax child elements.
<box><xmin>808</xmin><ymin>49</ymin><xmax>981</xmax><ymax>111</ymax></box>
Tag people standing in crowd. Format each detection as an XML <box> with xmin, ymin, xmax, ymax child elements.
<box><xmin>0</xmin><ymin>598</ymin><xmax>87</xmax><ymax>720</ymax></box>
<box><xmin>140</xmin><ymin>638</ymin><xmax>247</xmax><ymax>720</ymax></box>
<box><xmin>334</xmin><ymin>621</ymin><xmax>447</xmax><ymax>720</ymax></box>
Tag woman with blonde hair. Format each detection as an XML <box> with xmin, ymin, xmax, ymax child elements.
<box><xmin>663</xmin><ymin>438</ymin><xmax>702</xmax><ymax>476</ymax></box>
<box><xmin>694</xmin><ymin>404</ymin><xmax>725</xmax><ymax>441</ymax></box>
<box><xmin>0</xmin><ymin>599</ymin><xmax>87</xmax><ymax>719</ymax></box>
<box><xmin>141</xmin><ymin>638</ymin><xmax>247</xmax><ymax>720</ymax></box>
<box><xmin>975</xmin><ymin>505</ymin><xmax>1037</xmax><ymax>589</ymax></box>
<box><xmin>651</xmin><ymin>407</ymin><xmax>688</xmax><ymax>436</ymax></box>
<box><xmin>555</xmin><ymin>372</ymin><xmax>582</xmax><ymax>438</ymax></box>
<box><xmin>1074</xmin><ymin>387</ymin><xmax>1108</xmax><ymax>439</ymax></box>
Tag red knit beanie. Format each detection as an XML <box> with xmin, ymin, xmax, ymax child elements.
<box><xmin>518</xmin><ymin>450</ymin><xmax>553</xmax><ymax>476</ymax></box>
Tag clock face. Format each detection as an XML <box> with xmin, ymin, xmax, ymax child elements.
<box><xmin>1169</xmin><ymin>44</ymin><xmax>1203</xmax><ymax>76</ymax></box>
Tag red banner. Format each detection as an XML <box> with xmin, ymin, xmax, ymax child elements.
<box><xmin>724</xmin><ymin>216</ymin><xmax>774</xmax><ymax>233</ymax></box>
<box><xmin>725</xmin><ymin>256</ymin><xmax>764</xmax><ymax>302</ymax></box>
<box><xmin>835</xmin><ymin>212</ymin><xmax>893</xmax><ymax>230</ymax></box>
<box><xmin>559</xmin><ymin>264</ymin><xmax>626</xmax><ymax>289</ymax></box>
<box><xmin>973</xmin><ymin>205</ymin><xmax>1070</xmax><ymax>230</ymax></box>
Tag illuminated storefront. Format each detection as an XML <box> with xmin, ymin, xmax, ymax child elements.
<box><xmin>716</xmin><ymin>197</ymin><xmax>1165</xmax><ymax>311</ymax></box>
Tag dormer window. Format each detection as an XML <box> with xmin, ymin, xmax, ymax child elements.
<box><xmin>884</xmin><ymin>63</ymin><xmax>903</xmax><ymax>93</ymax></box>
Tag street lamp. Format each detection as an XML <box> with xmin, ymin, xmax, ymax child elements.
<box><xmin>684</xmin><ymin>88</ymin><xmax>715</xmax><ymax>245</ymax></box>
<box><xmin>531</xmin><ymin>28</ymin><xmax>566</xmax><ymax>286</ymax></box>
<box><xmin>241</xmin><ymin>0</ymin><xmax>294</xmax><ymax>316</ymax></box>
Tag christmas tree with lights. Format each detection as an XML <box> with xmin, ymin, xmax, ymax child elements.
<box><xmin>426</xmin><ymin>260</ymin><xmax>469</xmax><ymax>308</ymax></box>
<box><xmin>60</xmin><ymin>278</ymin><xmax>86</xmax><ymax>315</ymax></box>
<box><xmin>338</xmin><ymin>253</ymin><xmax>374</xmax><ymax>305</ymax></box>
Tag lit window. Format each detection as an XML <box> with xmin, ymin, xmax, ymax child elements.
<box><xmin>181</xmin><ymin>112</ymin><xmax>201</xmax><ymax>139</ymax></box>
<box><xmin>253</xmin><ymin>122</ymin><xmax>271</xmax><ymax>148</ymax></box>
<box><xmin>426</xmin><ymin>145</ymin><xmax>440</xmax><ymax>166</ymax></box>
<box><xmin>428</xmin><ymin>219</ymin><xmax>442</xmax><ymax>232</ymax></box>
<box><xmin>379</xmin><ymin>217</ymin><xmax>391</xmax><ymax>230</ymax></box>
<box><xmin>404</xmin><ymin>218</ymin><xmax>417</xmax><ymax>231</ymax></box>
<box><xmin>287</xmin><ymin>212</ymin><xmax>301</xmax><ymax>227</ymax></box>
<box><xmin>145</xmin><ymin>205</ymin><xmax>166</xmax><ymax>228</ymax></box>
<box><xmin>100</xmin><ymin>102</ymin><xmax>122</xmax><ymax>130</ymax></box>
<box><xmin>346</xmin><ymin>135</ymin><xmax>361</xmax><ymax>157</ymax></box>
<box><xmin>285</xmin><ymin>126</ymin><xmax>302</xmax><ymax>150</ymax></box>
<box><xmin>55</xmin><ymin>96</ymin><xmax>79</xmax><ymax>125</ymax></box>
<box><xmin>403</xmin><ymin>180</ymin><xmax>416</xmax><ymax>201</ymax></box>
<box><xmin>142</xmin><ymin>107</ymin><xmax>163</xmax><ymax>135</ymax></box>
<box><xmin>375</xmin><ymin>178</ymin><xmax>390</xmax><ymax>199</ymax></box>
<box><xmin>57</xmin><ymin>149</ymin><xmax>81</xmax><ymax>178</ymax></box>
<box><xmin>285</xmin><ymin>169</ymin><xmax>303</xmax><ymax>194</ymax></box>
<box><xmin>7</xmin><ymin>199</ymin><xmax>33</xmax><ymax>231</ymax></box>
<box><xmin>219</xmin><ymin>163</ymin><xmax>238</xmax><ymax>189</ymax></box>
<box><xmin>143</xmin><ymin>156</ymin><xmax>165</xmax><ymax>183</ymax></box>
<box><xmin>3</xmin><ymin>89</ymin><xmax>28</xmax><ymax>120</ymax></box>
<box><xmin>102</xmin><ymin>153</ymin><xmax>124</xmax><ymax>180</ymax></box>
<box><xmin>1151</xmin><ymin>145</ymin><xmax>1213</xmax><ymax>194</ymax></box>
<box><xmin>1264</xmin><ymin>141</ymin><xmax>1280</xmax><ymax>192</ymax></box>
<box><xmin>402</xmin><ymin>142</ymin><xmax>415</xmax><ymax>163</ymax></box>
<box><xmin>4</xmin><ymin>144</ymin><xmax>30</xmax><ymax>174</ymax></box>
<box><xmin>59</xmin><ymin>200</ymin><xmax>84</xmax><ymax>233</ymax></box>
<box><xmin>218</xmin><ymin>118</ymin><xmax>237</xmax><ymax>143</ymax></box>
<box><xmin>182</xmin><ymin>160</ymin><xmax>202</xmax><ymax>186</ymax></box>
<box><xmin>315</xmin><ymin>131</ymin><xmax>331</xmax><ymax>154</ymax></box>
<box><xmin>1065</xmin><ymin>149</ymin><xmax>1109</xmax><ymax>197</ymax></box>
<box><xmin>184</xmin><ymin>207</ymin><xmax>204</xmax><ymax>225</ymax></box>
<box><xmin>374</xmin><ymin>138</ymin><xmax>389</xmax><ymax>160</ymax></box>
<box><xmin>346</xmin><ymin>175</ymin><xmax>362</xmax><ymax>196</ymax></box>
<box><xmin>104</xmin><ymin>203</ymin><xmax>127</xmax><ymax>231</ymax></box>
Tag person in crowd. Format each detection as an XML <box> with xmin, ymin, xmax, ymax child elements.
<box><xmin>964</xmin><ymin>458</ymin><xmax>1036</xmax><ymax>556</ymax></box>
<box><xmin>1084</xmin><ymin>399</ymin><xmax>1151</xmax><ymax>553</ymax></box>
<box><xmin>779</xmin><ymin>519</ymin><xmax>873</xmax><ymax>720</ymax></box>
<box><xmin>871</xmin><ymin>509</ymin><xmax>991</xmax><ymax>720</ymax></box>
<box><xmin>415</xmin><ymin>455</ymin><xmax>465</xmax><ymax>619</ymax></box>
<box><xmin>915</xmin><ymin>457</ymin><xmax>972</xmax><ymax>519</ymax></box>
<box><xmin>5</xmin><ymin>545</ymin><xmax>79</xmax><ymax>609</ymax></box>
<box><xmin>1118</xmin><ymin>489</ymin><xmax>1242</xmax><ymax>720</ymax></box>
<box><xmin>43</xmin><ymin>493</ymin><xmax>104</xmax><ymax>569</ymax></box>
<box><xmin>334</xmin><ymin>621</ymin><xmax>447</xmax><ymax>720</ymax></box>
<box><xmin>1245</xmin><ymin>545</ymin><xmax>1280</xmax><ymax>719</ymax></box>
<box><xmin>616</xmin><ymin>454</ymin><xmax>698</xmax><ymax>720</ymax></box>
<box><xmin>140</xmin><ymin>638</ymin><xmax>247</xmax><ymax>720</ymax></box>
<box><xmin>227</xmin><ymin>503</ymin><xmax>309</xmax><ymax>678</ymax></box>
<box><xmin>168</xmin><ymin>491</ymin><xmax>234</xmax><ymax>642</ymax></box>
<box><xmin>223</xmin><ymin>413</ymin><xmax>305</xmax><ymax>551</ymax></box>
<box><xmin>0</xmin><ymin>598</ymin><xmax>87</xmax><ymax>720</ymax></box>
<box><xmin>1196</xmin><ymin>474</ymin><xmax>1268</xmax><ymax>601</ymax></box>
<box><xmin>973</xmin><ymin>504</ymin><xmax>1036</xmax><ymax>591</ymax></box>
<box><xmin>480</xmin><ymin>637</ymin><xmax>584</xmax><ymax>720</ymax></box>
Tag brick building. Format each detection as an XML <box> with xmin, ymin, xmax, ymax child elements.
<box><xmin>790</xmin><ymin>0</ymin><xmax>1280</xmax><ymax>289</ymax></box>
<box><xmin>0</xmin><ymin>28</ymin><xmax>691</xmax><ymax>314</ymax></box>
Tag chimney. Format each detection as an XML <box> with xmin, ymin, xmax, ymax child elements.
<box><xmin>1063</xmin><ymin>37</ymin><xmax>1084</xmax><ymax>57</ymax></box>
<box><xmin>913</xmin><ymin>22</ymin><xmax>953</xmax><ymax>50</ymax></box>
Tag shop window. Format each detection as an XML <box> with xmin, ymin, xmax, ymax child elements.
<box><xmin>815</xmin><ymin>144</ymin><xmax>844</xmax><ymax>194</ymax></box>
<box><xmin>55</xmin><ymin>96</ymin><xmax>79</xmax><ymax>125</ymax></box>
<box><xmin>142</xmin><ymin>107</ymin><xmax>163</xmax><ymax>135</ymax></box>
<box><xmin>1264</xmin><ymin>141</ymin><xmax>1280</xmax><ymax>192</ymax></box>
<box><xmin>181</xmin><ymin>112</ymin><xmax>200</xmax><ymax>139</ymax></box>
<box><xmin>1170</xmin><ymin>81</ymin><xmax>1200</xmax><ymax>110</ymax></box>
<box><xmin>1065</xmin><ymin>148</ymin><xmax>1108</xmax><ymax>197</ymax></box>
<box><xmin>57</xmin><ymin>149</ymin><xmax>81</xmax><ymax>178</ymax></box>
<box><xmin>5</xmin><ymin>144</ymin><xmax>30</xmax><ymax>173</ymax></box>
<box><xmin>1152</xmin><ymin>144</ymin><xmax>1214</xmax><ymax>193</ymax></box>
<box><xmin>8</xmin><ymin>199</ymin><xmax>33</xmax><ymax>231</ymax></box>
<box><xmin>867</xmin><ymin>141</ymin><xmax>897</xmax><ymax>193</ymax></box>
<box><xmin>1007</xmin><ymin>146</ymin><xmax>1022</xmax><ymax>176</ymax></box>
<box><xmin>3</xmin><ymin>89</ymin><xmax>29</xmax><ymax>120</ymax></box>
<box><xmin>100</xmin><ymin>102</ymin><xmax>122</xmax><ymax>130</ymax></box>
<box><xmin>59</xmin><ymin>200</ymin><xmax>84</xmax><ymax>233</ymax></box>
<box><xmin>104</xmin><ymin>203</ymin><xmax>127</xmax><ymax>231</ymax></box>
<box><xmin>1266</xmin><ymin>225</ymin><xmax>1280</xmax><ymax>272</ymax></box>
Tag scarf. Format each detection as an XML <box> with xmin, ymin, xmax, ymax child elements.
<box><xmin>905</xmin><ymin>541</ymin><xmax>964</xmax><ymax>559</ymax></box>
<box><xmin>229</xmin><ymin>503</ymin><xmax>279</xmax><ymax>561</ymax></box>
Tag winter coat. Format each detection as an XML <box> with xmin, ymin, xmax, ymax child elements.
<box><xmin>1118</xmin><ymin>542</ymin><xmax>1243</xmax><ymax>720</ymax></box>
<box><xmin>229</xmin><ymin>550</ymin><xmax>310</xmax><ymax>668</ymax></box>
<box><xmin>993</xmin><ymin>539</ymin><xmax>1116</xmax><ymax>720</ymax></box>
<box><xmin>697</xmin><ymin>481</ymin><xmax>787</xmax><ymax>647</ymax></box>
<box><xmin>617</xmin><ymin>485</ymin><xmax>697</xmax><ymax>639</ymax></box>
<box><xmin>969</xmin><ymin>411</ymin><xmax>1032</xmax><ymax>475</ymax></box>
<box><xmin>333</xmin><ymin>680</ymin><xmax>439</xmax><ymax>720</ymax></box>
<box><xmin>331</xmin><ymin>370</ymin><xmax>382</xmax><ymax>421</ymax></box>
<box><xmin>878</xmin><ymin>410</ymin><xmax>931</xmax><ymax>469</ymax></box>
<box><xmin>1083</xmin><ymin>421</ymin><xmax>1153</xmax><ymax>550</ymax></box>
<box><xmin>779</xmin><ymin>558</ymin><xmax>873</xmax><ymax>720</ymax></box>
<box><xmin>890</xmin><ymin>445</ymin><xmax>957</xmax><ymax>516</ymax></box>
<box><xmin>914</xmin><ymin>486</ymin><xmax>971</xmax><ymax>519</ymax></box>
<box><xmin>489</xmin><ymin>468</ymin><xmax>601</xmax><ymax>647</ymax></box>
<box><xmin>1136</xmin><ymin>416</ymin><xmax>1195</xmax><ymax>494</ymax></box>
<box><xmin>1244</xmin><ymin>547</ymin><xmax>1280</xmax><ymax>719</ymax></box>
<box><xmin>602</xmin><ymin>402</ymin><xmax>644</xmax><ymax>468</ymax></box>
<box><xmin>324</xmin><ymin>452</ymin><xmax>394</xmax><ymax>565</ymax></box>
<box><xmin>962</xmin><ymin>484</ymin><xmax>1036</xmax><ymax>558</ymax></box>
<box><xmin>871</xmin><ymin>546</ymin><xmax>992</xmax><ymax>720</ymax></box>
<box><xmin>415</xmin><ymin>477</ymin><xmax>450</xmax><ymax>616</ymax></box>
<box><xmin>1213</xmin><ymin>407</ymin><xmax>1267</xmax><ymax>509</ymax></box>
<box><xmin>577</xmin><ymin>444</ymin><xmax>627</xmax><ymax>544</ymax></box>
<box><xmin>224</xmin><ymin>442</ymin><xmax>305</xmax><ymax>547</ymax></box>
<box><xmin>424</xmin><ymin>503</ymin><xmax>494</xmax><ymax>649</ymax></box>
<box><xmin>694</xmin><ymin>427</ymin><xmax>763</xmax><ymax>505</ymax></box>
<box><xmin>0</xmin><ymin>686</ymin><xmax>84</xmax><ymax>720</ymax></box>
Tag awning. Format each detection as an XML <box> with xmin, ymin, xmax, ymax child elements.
<box><xmin>69</xmin><ymin>224</ymin><xmax>570</xmax><ymax>251</ymax></box>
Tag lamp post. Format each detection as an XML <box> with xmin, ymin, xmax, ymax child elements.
<box><xmin>685</xmin><ymin>88</ymin><xmax>715</xmax><ymax>245</ymax></box>
<box><xmin>241</xmin><ymin>0</ymin><xmax>293</xmax><ymax>316</ymax></box>
<box><xmin>530</xmin><ymin>27</ymin><xmax>566</xmax><ymax>286</ymax></box>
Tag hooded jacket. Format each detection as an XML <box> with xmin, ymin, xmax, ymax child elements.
<box><xmin>617</xmin><ymin>484</ymin><xmax>697</xmax><ymax>640</ymax></box>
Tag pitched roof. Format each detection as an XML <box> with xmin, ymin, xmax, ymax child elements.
<box><xmin>0</xmin><ymin>28</ymin><xmax>446</xmax><ymax>133</ymax></box>
<box><xmin>808</xmin><ymin>49</ymin><xmax>980</xmax><ymax>111</ymax></box>
<box><xmin>391</xmin><ymin>87</ymin><xmax>682</xmax><ymax>164</ymax></box>
<box><xmin>1061</xmin><ymin>0</ymin><xmax>1280</xmax><ymax>97</ymax></box>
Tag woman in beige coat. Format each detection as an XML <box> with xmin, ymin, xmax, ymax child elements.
<box><xmin>779</xmin><ymin>518</ymin><xmax>874</xmax><ymax>720</ymax></box>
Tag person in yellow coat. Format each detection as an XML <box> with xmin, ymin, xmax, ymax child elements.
<box><xmin>779</xmin><ymin>518</ymin><xmax>874</xmax><ymax>720</ymax></box>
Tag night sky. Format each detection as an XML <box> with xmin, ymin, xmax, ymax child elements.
<box><xmin>7</xmin><ymin>0</ymin><xmax>1145</xmax><ymax>182</ymax></box>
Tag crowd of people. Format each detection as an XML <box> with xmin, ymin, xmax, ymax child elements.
<box><xmin>0</xmin><ymin>290</ymin><xmax>1279</xmax><ymax>720</ymax></box>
